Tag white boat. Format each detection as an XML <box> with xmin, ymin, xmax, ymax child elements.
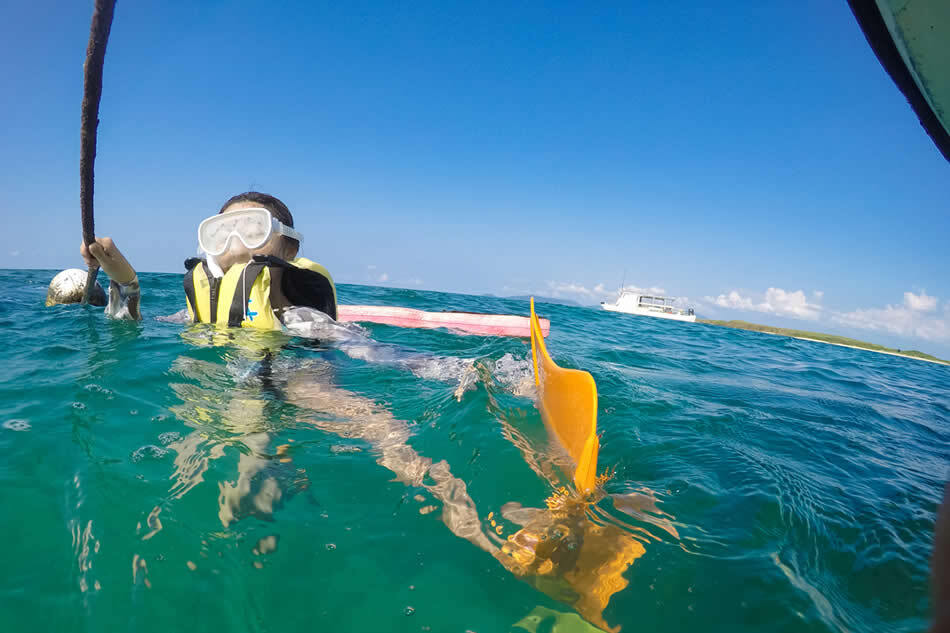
<box><xmin>600</xmin><ymin>290</ymin><xmax>696</xmax><ymax>322</ymax></box>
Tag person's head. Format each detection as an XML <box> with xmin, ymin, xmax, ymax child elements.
<box><xmin>213</xmin><ymin>192</ymin><xmax>300</xmax><ymax>270</ymax></box>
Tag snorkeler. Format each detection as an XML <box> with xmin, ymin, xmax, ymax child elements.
<box><xmin>80</xmin><ymin>192</ymin><xmax>495</xmax><ymax>552</ymax></box>
<box><xmin>80</xmin><ymin>192</ymin><xmax>335</xmax><ymax>328</ymax></box>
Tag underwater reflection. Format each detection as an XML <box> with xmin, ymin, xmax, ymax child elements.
<box><xmin>489</xmin><ymin>397</ymin><xmax>678</xmax><ymax>631</ymax></box>
<box><xmin>491</xmin><ymin>491</ymin><xmax>677</xmax><ymax>633</ymax></box>
<box><xmin>283</xmin><ymin>373</ymin><xmax>495</xmax><ymax>553</ymax></box>
<box><xmin>163</xmin><ymin>330</ymin><xmax>495</xmax><ymax>556</ymax></box>
<box><xmin>164</xmin><ymin>349</ymin><xmax>312</xmax><ymax>527</ymax></box>
<box><xmin>512</xmin><ymin>605</ymin><xmax>613</xmax><ymax>633</ymax></box>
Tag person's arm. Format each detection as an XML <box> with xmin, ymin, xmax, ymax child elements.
<box><xmin>80</xmin><ymin>237</ymin><xmax>141</xmax><ymax>320</ymax></box>
<box><xmin>280</xmin><ymin>306</ymin><xmax>477</xmax><ymax>399</ymax></box>
<box><xmin>284</xmin><ymin>375</ymin><xmax>496</xmax><ymax>554</ymax></box>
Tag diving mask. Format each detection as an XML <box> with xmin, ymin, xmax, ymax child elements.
<box><xmin>197</xmin><ymin>207</ymin><xmax>304</xmax><ymax>256</ymax></box>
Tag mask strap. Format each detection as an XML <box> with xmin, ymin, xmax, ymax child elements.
<box><xmin>273</xmin><ymin>218</ymin><xmax>304</xmax><ymax>244</ymax></box>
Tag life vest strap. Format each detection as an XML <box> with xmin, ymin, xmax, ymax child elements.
<box><xmin>183</xmin><ymin>260</ymin><xmax>218</xmax><ymax>323</ymax></box>
<box><xmin>183</xmin><ymin>268</ymin><xmax>198</xmax><ymax>320</ymax></box>
<box><xmin>227</xmin><ymin>260</ymin><xmax>267</xmax><ymax>327</ymax></box>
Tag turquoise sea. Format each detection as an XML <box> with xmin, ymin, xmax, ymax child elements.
<box><xmin>1</xmin><ymin>268</ymin><xmax>947</xmax><ymax>633</ymax></box>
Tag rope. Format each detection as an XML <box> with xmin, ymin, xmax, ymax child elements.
<box><xmin>80</xmin><ymin>0</ymin><xmax>117</xmax><ymax>304</ymax></box>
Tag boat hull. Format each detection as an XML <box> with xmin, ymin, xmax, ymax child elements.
<box><xmin>601</xmin><ymin>303</ymin><xmax>696</xmax><ymax>322</ymax></box>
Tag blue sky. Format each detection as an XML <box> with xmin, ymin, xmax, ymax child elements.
<box><xmin>2</xmin><ymin>1</ymin><xmax>949</xmax><ymax>355</ymax></box>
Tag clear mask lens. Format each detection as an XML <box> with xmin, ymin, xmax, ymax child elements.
<box><xmin>198</xmin><ymin>208</ymin><xmax>274</xmax><ymax>255</ymax></box>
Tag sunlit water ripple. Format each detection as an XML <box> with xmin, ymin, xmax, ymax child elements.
<box><xmin>0</xmin><ymin>269</ymin><xmax>946</xmax><ymax>633</ymax></box>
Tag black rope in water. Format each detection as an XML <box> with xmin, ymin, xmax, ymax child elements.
<box><xmin>80</xmin><ymin>0</ymin><xmax>117</xmax><ymax>305</ymax></box>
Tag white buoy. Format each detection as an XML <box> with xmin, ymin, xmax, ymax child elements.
<box><xmin>46</xmin><ymin>268</ymin><xmax>106</xmax><ymax>307</ymax></box>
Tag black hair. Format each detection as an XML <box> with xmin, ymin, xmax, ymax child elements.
<box><xmin>219</xmin><ymin>191</ymin><xmax>299</xmax><ymax>253</ymax></box>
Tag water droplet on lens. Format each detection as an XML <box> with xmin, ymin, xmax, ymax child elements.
<box><xmin>404</xmin><ymin>606</ymin><xmax>415</xmax><ymax>616</ymax></box>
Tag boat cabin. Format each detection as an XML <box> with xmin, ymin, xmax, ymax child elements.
<box><xmin>602</xmin><ymin>290</ymin><xmax>696</xmax><ymax>321</ymax></box>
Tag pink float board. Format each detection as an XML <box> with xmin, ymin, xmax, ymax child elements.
<box><xmin>336</xmin><ymin>305</ymin><xmax>550</xmax><ymax>338</ymax></box>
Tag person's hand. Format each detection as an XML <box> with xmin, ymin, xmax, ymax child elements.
<box><xmin>79</xmin><ymin>237</ymin><xmax>137</xmax><ymax>285</ymax></box>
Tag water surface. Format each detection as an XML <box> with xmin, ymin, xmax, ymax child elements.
<box><xmin>0</xmin><ymin>269</ymin><xmax>946</xmax><ymax>633</ymax></box>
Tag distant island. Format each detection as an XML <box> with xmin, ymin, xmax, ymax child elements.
<box><xmin>698</xmin><ymin>320</ymin><xmax>948</xmax><ymax>365</ymax></box>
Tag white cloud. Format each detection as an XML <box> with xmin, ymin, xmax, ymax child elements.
<box><xmin>831</xmin><ymin>292</ymin><xmax>949</xmax><ymax>342</ymax></box>
<box><xmin>9</xmin><ymin>250</ymin><xmax>20</xmax><ymax>257</ymax></box>
<box><xmin>377</xmin><ymin>272</ymin><xmax>389</xmax><ymax>283</ymax></box>
<box><xmin>547</xmin><ymin>281</ymin><xmax>604</xmax><ymax>299</ymax></box>
<box><xmin>546</xmin><ymin>282</ymin><xmax>672</xmax><ymax>301</ymax></box>
<box><xmin>812</xmin><ymin>290</ymin><xmax>824</xmax><ymax>300</ymax></box>
<box><xmin>366</xmin><ymin>264</ymin><xmax>377</xmax><ymax>270</ymax></box>
<box><xmin>547</xmin><ymin>281</ymin><xmax>695</xmax><ymax>308</ymax></box>
<box><xmin>704</xmin><ymin>287</ymin><xmax>821</xmax><ymax>320</ymax></box>
<box><xmin>708</xmin><ymin>290</ymin><xmax>756</xmax><ymax>311</ymax></box>
<box><xmin>903</xmin><ymin>291</ymin><xmax>937</xmax><ymax>312</ymax></box>
<box><xmin>764</xmin><ymin>288</ymin><xmax>821</xmax><ymax>320</ymax></box>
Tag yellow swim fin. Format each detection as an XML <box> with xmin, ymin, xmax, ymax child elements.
<box><xmin>529</xmin><ymin>298</ymin><xmax>600</xmax><ymax>495</ymax></box>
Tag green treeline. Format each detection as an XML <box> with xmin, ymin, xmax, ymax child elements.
<box><xmin>697</xmin><ymin>319</ymin><xmax>948</xmax><ymax>364</ymax></box>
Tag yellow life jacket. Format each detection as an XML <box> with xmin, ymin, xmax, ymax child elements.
<box><xmin>183</xmin><ymin>255</ymin><xmax>337</xmax><ymax>329</ymax></box>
